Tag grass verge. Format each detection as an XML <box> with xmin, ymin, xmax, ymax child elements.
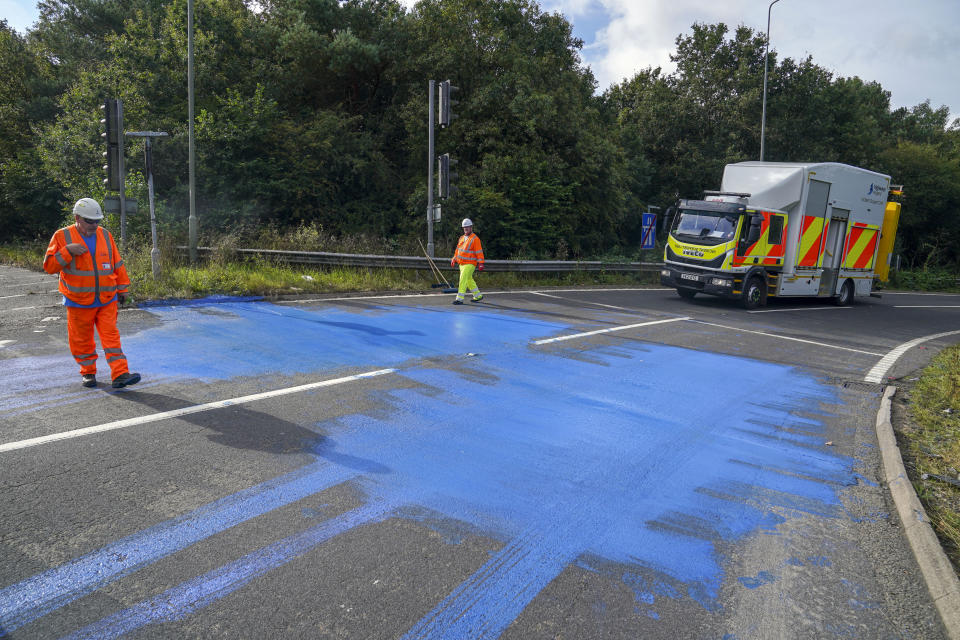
<box><xmin>2</xmin><ymin>241</ymin><xmax>658</xmax><ymax>303</ymax></box>
<box><xmin>894</xmin><ymin>344</ymin><xmax>960</xmax><ymax>574</ymax></box>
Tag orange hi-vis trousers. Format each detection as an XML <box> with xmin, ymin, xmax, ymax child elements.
<box><xmin>67</xmin><ymin>302</ymin><xmax>130</xmax><ymax>378</ymax></box>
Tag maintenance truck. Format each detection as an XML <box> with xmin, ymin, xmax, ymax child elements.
<box><xmin>659</xmin><ymin>161</ymin><xmax>902</xmax><ymax>309</ymax></box>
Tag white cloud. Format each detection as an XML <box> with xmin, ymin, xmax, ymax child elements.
<box><xmin>546</xmin><ymin>0</ymin><xmax>959</xmax><ymax>115</ymax></box>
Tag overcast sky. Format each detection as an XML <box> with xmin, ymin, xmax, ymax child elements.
<box><xmin>3</xmin><ymin>0</ymin><xmax>957</xmax><ymax>119</ymax></box>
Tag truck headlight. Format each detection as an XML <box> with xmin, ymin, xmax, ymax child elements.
<box><xmin>661</xmin><ymin>269</ymin><xmax>670</xmax><ymax>277</ymax></box>
<box><xmin>711</xmin><ymin>278</ymin><xmax>728</xmax><ymax>287</ymax></box>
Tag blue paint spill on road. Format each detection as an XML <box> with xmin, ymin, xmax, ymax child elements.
<box><xmin>120</xmin><ymin>301</ymin><xmax>571</xmax><ymax>381</ymax></box>
<box><xmin>0</xmin><ymin>301</ymin><xmax>861</xmax><ymax>637</ymax></box>
<box><xmin>0</xmin><ymin>300</ymin><xmax>570</xmax><ymax>413</ymax></box>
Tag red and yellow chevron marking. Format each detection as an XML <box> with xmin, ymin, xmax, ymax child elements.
<box><xmin>842</xmin><ymin>224</ymin><xmax>879</xmax><ymax>270</ymax></box>
<box><xmin>797</xmin><ymin>215</ymin><xmax>825</xmax><ymax>267</ymax></box>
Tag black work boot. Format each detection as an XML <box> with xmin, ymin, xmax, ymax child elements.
<box><xmin>112</xmin><ymin>372</ymin><xmax>141</xmax><ymax>388</ymax></box>
<box><xmin>81</xmin><ymin>374</ymin><xmax>97</xmax><ymax>388</ymax></box>
<box><xmin>452</xmin><ymin>299</ymin><xmax>464</xmax><ymax>305</ymax></box>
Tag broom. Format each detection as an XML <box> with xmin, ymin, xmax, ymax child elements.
<box><xmin>418</xmin><ymin>239</ymin><xmax>458</xmax><ymax>293</ymax></box>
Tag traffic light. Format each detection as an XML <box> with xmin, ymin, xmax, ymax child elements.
<box><xmin>100</xmin><ymin>99</ymin><xmax>121</xmax><ymax>191</ymax></box>
<box><xmin>438</xmin><ymin>153</ymin><xmax>458</xmax><ymax>199</ymax></box>
<box><xmin>438</xmin><ymin>80</ymin><xmax>458</xmax><ymax>128</ymax></box>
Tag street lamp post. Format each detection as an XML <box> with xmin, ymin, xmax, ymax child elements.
<box><xmin>760</xmin><ymin>0</ymin><xmax>782</xmax><ymax>162</ymax></box>
<box><xmin>187</xmin><ymin>0</ymin><xmax>197</xmax><ymax>263</ymax></box>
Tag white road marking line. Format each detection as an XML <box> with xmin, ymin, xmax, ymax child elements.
<box><xmin>688</xmin><ymin>319</ymin><xmax>883</xmax><ymax>356</ymax></box>
<box><xmin>532</xmin><ymin>317</ymin><xmax>689</xmax><ymax>345</ymax></box>
<box><xmin>529</xmin><ymin>291</ymin><xmax>634</xmax><ymax>311</ymax></box>
<box><xmin>893</xmin><ymin>305</ymin><xmax>960</xmax><ymax>309</ymax></box>
<box><xmin>748</xmin><ymin>306</ymin><xmax>852</xmax><ymax>313</ymax></box>
<box><xmin>41</xmin><ymin>316</ymin><xmax>58</xmax><ymax>322</ymax></box>
<box><xmin>864</xmin><ymin>330</ymin><xmax>960</xmax><ymax>383</ymax></box>
<box><xmin>881</xmin><ymin>291</ymin><xmax>960</xmax><ymax>297</ymax></box>
<box><xmin>0</xmin><ymin>294</ymin><xmax>27</xmax><ymax>300</ymax></box>
<box><xmin>0</xmin><ymin>340</ymin><xmax>13</xmax><ymax>348</ymax></box>
<box><xmin>7</xmin><ymin>306</ymin><xmax>36</xmax><ymax>312</ymax></box>
<box><xmin>0</xmin><ymin>368</ymin><xmax>396</xmax><ymax>454</ymax></box>
<box><xmin>282</xmin><ymin>287</ymin><xmax>671</xmax><ymax>305</ymax></box>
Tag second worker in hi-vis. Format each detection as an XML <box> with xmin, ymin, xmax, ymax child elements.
<box><xmin>450</xmin><ymin>218</ymin><xmax>484</xmax><ymax>305</ymax></box>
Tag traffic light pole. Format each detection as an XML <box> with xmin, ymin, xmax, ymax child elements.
<box><xmin>116</xmin><ymin>100</ymin><xmax>126</xmax><ymax>249</ymax></box>
<box><xmin>426</xmin><ymin>80</ymin><xmax>435</xmax><ymax>258</ymax></box>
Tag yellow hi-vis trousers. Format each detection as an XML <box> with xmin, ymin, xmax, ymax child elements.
<box><xmin>456</xmin><ymin>263</ymin><xmax>482</xmax><ymax>301</ymax></box>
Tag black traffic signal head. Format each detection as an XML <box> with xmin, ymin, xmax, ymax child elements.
<box><xmin>438</xmin><ymin>153</ymin><xmax>458</xmax><ymax>199</ymax></box>
<box><xmin>438</xmin><ymin>80</ymin><xmax>459</xmax><ymax>128</ymax></box>
<box><xmin>101</xmin><ymin>99</ymin><xmax>121</xmax><ymax>191</ymax></box>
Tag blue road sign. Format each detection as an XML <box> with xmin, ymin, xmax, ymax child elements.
<box><xmin>641</xmin><ymin>212</ymin><xmax>657</xmax><ymax>249</ymax></box>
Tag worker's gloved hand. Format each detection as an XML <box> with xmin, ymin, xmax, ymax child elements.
<box><xmin>450</xmin><ymin>260</ymin><xmax>456</xmax><ymax>268</ymax></box>
<box><xmin>118</xmin><ymin>293</ymin><xmax>127</xmax><ymax>305</ymax></box>
<box><xmin>477</xmin><ymin>264</ymin><xmax>484</xmax><ymax>272</ymax></box>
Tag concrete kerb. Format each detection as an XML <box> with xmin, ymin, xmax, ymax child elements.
<box><xmin>877</xmin><ymin>386</ymin><xmax>960</xmax><ymax>639</ymax></box>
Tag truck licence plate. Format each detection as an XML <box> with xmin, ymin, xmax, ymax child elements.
<box><xmin>680</xmin><ymin>273</ymin><xmax>699</xmax><ymax>281</ymax></box>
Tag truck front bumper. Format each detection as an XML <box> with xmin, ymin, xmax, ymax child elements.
<box><xmin>660</xmin><ymin>267</ymin><xmax>737</xmax><ymax>298</ymax></box>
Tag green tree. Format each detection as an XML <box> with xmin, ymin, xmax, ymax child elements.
<box><xmin>0</xmin><ymin>21</ymin><xmax>64</xmax><ymax>239</ymax></box>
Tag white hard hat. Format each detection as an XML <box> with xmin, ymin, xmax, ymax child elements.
<box><xmin>73</xmin><ymin>198</ymin><xmax>104</xmax><ymax>220</ymax></box>
<box><xmin>461</xmin><ymin>218</ymin><xmax>473</xmax><ymax>228</ymax></box>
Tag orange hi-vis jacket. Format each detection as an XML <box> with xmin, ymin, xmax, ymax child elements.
<box><xmin>44</xmin><ymin>224</ymin><xmax>129</xmax><ymax>305</ymax></box>
<box><xmin>453</xmin><ymin>233</ymin><xmax>484</xmax><ymax>267</ymax></box>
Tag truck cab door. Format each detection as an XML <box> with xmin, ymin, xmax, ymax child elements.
<box><xmin>734</xmin><ymin>212</ymin><xmax>786</xmax><ymax>268</ymax></box>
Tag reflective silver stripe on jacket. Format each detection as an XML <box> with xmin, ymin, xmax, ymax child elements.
<box><xmin>60</xmin><ymin>280</ymin><xmax>119</xmax><ymax>294</ymax></box>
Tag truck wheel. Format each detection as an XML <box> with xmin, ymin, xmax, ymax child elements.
<box><xmin>742</xmin><ymin>276</ymin><xmax>765</xmax><ymax>310</ymax></box>
<box><xmin>834</xmin><ymin>279</ymin><xmax>854</xmax><ymax>306</ymax></box>
<box><xmin>677</xmin><ymin>288</ymin><xmax>696</xmax><ymax>300</ymax></box>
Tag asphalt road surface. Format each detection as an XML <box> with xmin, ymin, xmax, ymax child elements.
<box><xmin>2</xmin><ymin>263</ymin><xmax>960</xmax><ymax>639</ymax></box>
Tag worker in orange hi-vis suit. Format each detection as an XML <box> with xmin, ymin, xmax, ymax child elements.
<box><xmin>449</xmin><ymin>218</ymin><xmax>484</xmax><ymax>305</ymax></box>
<box><xmin>43</xmin><ymin>198</ymin><xmax>141</xmax><ymax>389</ymax></box>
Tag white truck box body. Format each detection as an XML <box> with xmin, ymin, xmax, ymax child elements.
<box><xmin>720</xmin><ymin>162</ymin><xmax>891</xmax><ymax>296</ymax></box>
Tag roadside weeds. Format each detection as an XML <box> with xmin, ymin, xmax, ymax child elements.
<box><xmin>891</xmin><ymin>344</ymin><xmax>960</xmax><ymax>576</ymax></box>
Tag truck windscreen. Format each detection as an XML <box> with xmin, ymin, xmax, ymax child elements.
<box><xmin>671</xmin><ymin>209</ymin><xmax>740</xmax><ymax>246</ymax></box>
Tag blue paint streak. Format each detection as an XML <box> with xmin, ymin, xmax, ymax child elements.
<box><xmin>738</xmin><ymin>571</ymin><xmax>777</xmax><ymax>589</ymax></box>
<box><xmin>58</xmin><ymin>501</ymin><xmax>390</xmax><ymax>640</ymax></box>
<box><xmin>0</xmin><ymin>462</ymin><xmax>357</xmax><ymax>633</ymax></box>
<box><xmin>401</xmin><ymin>520</ymin><xmax>584</xmax><ymax>640</ymax></box>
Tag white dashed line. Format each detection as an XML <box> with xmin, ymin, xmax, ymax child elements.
<box><xmin>529</xmin><ymin>291</ymin><xmax>634</xmax><ymax>311</ymax></box>
<box><xmin>0</xmin><ymin>340</ymin><xmax>13</xmax><ymax>348</ymax></box>
<box><xmin>282</xmin><ymin>287</ymin><xmax>670</xmax><ymax>305</ymax></box>
<box><xmin>892</xmin><ymin>305</ymin><xmax>960</xmax><ymax>309</ymax></box>
<box><xmin>0</xmin><ymin>368</ymin><xmax>396</xmax><ymax>454</ymax></box>
<box><xmin>687</xmin><ymin>319</ymin><xmax>883</xmax><ymax>356</ymax></box>
<box><xmin>532</xmin><ymin>317</ymin><xmax>689</xmax><ymax>345</ymax></box>
<box><xmin>864</xmin><ymin>330</ymin><xmax>960</xmax><ymax>383</ymax></box>
<box><xmin>748</xmin><ymin>306</ymin><xmax>852</xmax><ymax>313</ymax></box>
